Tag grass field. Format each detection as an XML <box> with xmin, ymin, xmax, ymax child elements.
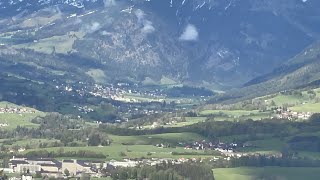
<box><xmin>239</xmin><ymin>138</ymin><xmax>285</xmax><ymax>152</ymax></box>
<box><xmin>213</xmin><ymin>167</ymin><xmax>320</xmax><ymax>180</ymax></box>
<box><xmin>0</xmin><ymin>113</ymin><xmax>42</xmax><ymax>129</ymax></box>
<box><xmin>109</xmin><ymin>132</ymin><xmax>206</xmax><ymax>145</ymax></box>
<box><xmin>210</xmin><ymin>112</ymin><xmax>272</xmax><ymax>121</ymax></box>
<box><xmin>22</xmin><ymin>133</ymin><xmax>213</xmax><ymax>160</ymax></box>
<box><xmin>0</xmin><ymin>138</ymin><xmax>60</xmax><ymax>149</ymax></box>
<box><xmin>20</xmin><ymin>14</ymin><xmax>62</xmax><ymax>28</ymax></box>
<box><xmin>13</xmin><ymin>31</ymin><xmax>85</xmax><ymax>54</ymax></box>
<box><xmin>297</xmin><ymin>151</ymin><xmax>320</xmax><ymax>160</ymax></box>
<box><xmin>200</xmin><ymin>110</ymin><xmax>260</xmax><ymax>117</ymax></box>
<box><xmin>220</xmin><ymin>131</ymin><xmax>320</xmax><ymax>160</ymax></box>
<box><xmin>12</xmin><ymin>138</ymin><xmax>59</xmax><ymax>147</ymax></box>
<box><xmin>0</xmin><ymin>101</ymin><xmax>19</xmax><ymax>108</ymax></box>
<box><xmin>261</xmin><ymin>88</ymin><xmax>320</xmax><ymax>108</ymax></box>
<box><xmin>290</xmin><ymin>103</ymin><xmax>320</xmax><ymax>113</ymax></box>
<box><xmin>24</xmin><ymin>144</ymin><xmax>217</xmax><ymax>160</ymax></box>
<box><xmin>242</xmin><ymin>113</ymin><xmax>272</xmax><ymax>120</ymax></box>
<box><xmin>268</xmin><ymin>95</ymin><xmax>304</xmax><ymax>106</ymax></box>
<box><xmin>0</xmin><ymin>101</ymin><xmax>45</xmax><ymax>129</ymax></box>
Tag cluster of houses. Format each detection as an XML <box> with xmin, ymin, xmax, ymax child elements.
<box><xmin>182</xmin><ymin>140</ymin><xmax>283</xmax><ymax>160</ymax></box>
<box><xmin>74</xmin><ymin>106</ymin><xmax>94</xmax><ymax>114</ymax></box>
<box><xmin>0</xmin><ymin>107</ymin><xmax>35</xmax><ymax>114</ymax></box>
<box><xmin>274</xmin><ymin>107</ymin><xmax>313</xmax><ymax>120</ymax></box>
<box><xmin>7</xmin><ymin>148</ymin><xmax>26</xmax><ymax>153</ymax></box>
<box><xmin>86</xmin><ymin>84</ymin><xmax>171</xmax><ymax>117</ymax></box>
<box><xmin>150</xmin><ymin>120</ymin><xmax>177</xmax><ymax>129</ymax></box>
<box><xmin>89</xmin><ymin>84</ymin><xmax>165</xmax><ymax>103</ymax></box>
<box><xmin>0</xmin><ymin>123</ymin><xmax>8</xmax><ymax>127</ymax></box>
<box><xmin>184</xmin><ymin>140</ymin><xmax>238</xmax><ymax>153</ymax></box>
<box><xmin>89</xmin><ymin>84</ymin><xmax>125</xmax><ymax>100</ymax></box>
<box><xmin>63</xmin><ymin>82</ymin><xmax>201</xmax><ymax>119</ymax></box>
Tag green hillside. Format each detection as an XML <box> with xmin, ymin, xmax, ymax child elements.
<box><xmin>211</xmin><ymin>41</ymin><xmax>320</xmax><ymax>104</ymax></box>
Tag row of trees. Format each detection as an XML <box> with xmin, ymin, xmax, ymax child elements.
<box><xmin>24</xmin><ymin>149</ymin><xmax>106</xmax><ymax>159</ymax></box>
<box><xmin>108</xmin><ymin>162</ymin><xmax>214</xmax><ymax>180</ymax></box>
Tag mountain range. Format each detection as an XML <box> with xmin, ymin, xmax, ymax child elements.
<box><xmin>0</xmin><ymin>0</ymin><xmax>320</xmax><ymax>90</ymax></box>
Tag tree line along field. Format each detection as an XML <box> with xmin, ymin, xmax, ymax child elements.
<box><xmin>213</xmin><ymin>167</ymin><xmax>320</xmax><ymax>180</ymax></box>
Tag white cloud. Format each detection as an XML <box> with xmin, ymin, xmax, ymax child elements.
<box><xmin>103</xmin><ymin>0</ymin><xmax>116</xmax><ymax>7</ymax></box>
<box><xmin>84</xmin><ymin>22</ymin><xmax>101</xmax><ymax>33</ymax></box>
<box><xmin>91</xmin><ymin>22</ymin><xmax>101</xmax><ymax>31</ymax></box>
<box><xmin>74</xmin><ymin>18</ymin><xmax>82</xmax><ymax>24</ymax></box>
<box><xmin>134</xmin><ymin>9</ymin><xmax>155</xmax><ymax>34</ymax></box>
<box><xmin>179</xmin><ymin>24</ymin><xmax>199</xmax><ymax>41</ymax></box>
<box><xmin>134</xmin><ymin>9</ymin><xmax>145</xmax><ymax>23</ymax></box>
<box><xmin>142</xmin><ymin>20</ymin><xmax>155</xmax><ymax>34</ymax></box>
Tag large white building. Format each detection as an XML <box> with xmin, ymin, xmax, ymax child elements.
<box><xmin>9</xmin><ymin>157</ymin><xmax>60</xmax><ymax>174</ymax></box>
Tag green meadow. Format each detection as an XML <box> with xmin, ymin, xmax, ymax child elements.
<box><xmin>20</xmin><ymin>132</ymin><xmax>216</xmax><ymax>160</ymax></box>
<box><xmin>0</xmin><ymin>113</ymin><xmax>42</xmax><ymax>129</ymax></box>
<box><xmin>213</xmin><ymin>167</ymin><xmax>320</xmax><ymax>180</ymax></box>
<box><xmin>268</xmin><ymin>94</ymin><xmax>304</xmax><ymax>106</ymax></box>
<box><xmin>290</xmin><ymin>103</ymin><xmax>320</xmax><ymax>113</ymax></box>
<box><xmin>200</xmin><ymin>110</ymin><xmax>260</xmax><ymax>116</ymax></box>
<box><xmin>238</xmin><ymin>138</ymin><xmax>286</xmax><ymax>152</ymax></box>
<box><xmin>109</xmin><ymin>132</ymin><xmax>206</xmax><ymax>145</ymax></box>
<box><xmin>23</xmin><ymin>144</ymin><xmax>217</xmax><ymax>160</ymax></box>
<box><xmin>0</xmin><ymin>101</ymin><xmax>45</xmax><ymax>130</ymax></box>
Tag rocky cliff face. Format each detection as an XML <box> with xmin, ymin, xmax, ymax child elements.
<box><xmin>0</xmin><ymin>0</ymin><xmax>319</xmax><ymax>87</ymax></box>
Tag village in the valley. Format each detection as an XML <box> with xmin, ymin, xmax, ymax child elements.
<box><xmin>274</xmin><ymin>107</ymin><xmax>313</xmax><ymax>120</ymax></box>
